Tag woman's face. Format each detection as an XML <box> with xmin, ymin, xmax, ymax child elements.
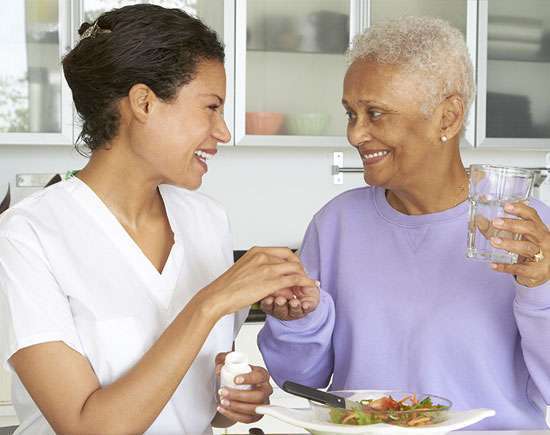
<box><xmin>131</xmin><ymin>59</ymin><xmax>230</xmax><ymax>190</ymax></box>
<box><xmin>342</xmin><ymin>59</ymin><xmax>443</xmax><ymax>190</ymax></box>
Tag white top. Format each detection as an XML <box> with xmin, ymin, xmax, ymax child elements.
<box><xmin>0</xmin><ymin>177</ymin><xmax>247</xmax><ymax>435</ymax></box>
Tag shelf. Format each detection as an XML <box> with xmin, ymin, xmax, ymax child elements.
<box><xmin>488</xmin><ymin>57</ymin><xmax>550</xmax><ymax>64</ymax></box>
<box><xmin>247</xmin><ymin>48</ymin><xmax>346</xmax><ymax>56</ymax></box>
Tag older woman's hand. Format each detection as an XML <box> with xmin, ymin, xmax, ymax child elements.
<box><xmin>260</xmin><ymin>284</ymin><xmax>320</xmax><ymax>321</ymax></box>
<box><xmin>215</xmin><ymin>353</ymin><xmax>272</xmax><ymax>424</ymax></box>
<box><xmin>489</xmin><ymin>202</ymin><xmax>550</xmax><ymax>287</ymax></box>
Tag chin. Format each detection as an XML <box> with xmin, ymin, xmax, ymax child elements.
<box><xmin>364</xmin><ymin>172</ymin><xmax>391</xmax><ymax>189</ymax></box>
<box><xmin>165</xmin><ymin>176</ymin><xmax>202</xmax><ymax>191</ymax></box>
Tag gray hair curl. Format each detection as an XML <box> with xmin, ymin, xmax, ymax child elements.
<box><xmin>347</xmin><ymin>16</ymin><xmax>475</xmax><ymax>115</ymax></box>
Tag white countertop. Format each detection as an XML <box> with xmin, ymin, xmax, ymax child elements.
<box><xmin>459</xmin><ymin>432</ymin><xmax>549</xmax><ymax>434</ymax></box>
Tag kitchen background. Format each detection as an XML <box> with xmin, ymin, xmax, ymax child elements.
<box><xmin>1</xmin><ymin>0</ymin><xmax>550</xmax><ymax>433</ymax></box>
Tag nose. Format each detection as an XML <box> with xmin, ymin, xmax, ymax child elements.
<box><xmin>347</xmin><ymin>117</ymin><xmax>373</xmax><ymax>147</ymax></box>
<box><xmin>214</xmin><ymin>113</ymin><xmax>231</xmax><ymax>144</ymax></box>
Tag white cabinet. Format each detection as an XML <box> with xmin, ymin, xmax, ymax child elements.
<box><xmin>0</xmin><ymin>0</ymin><xmax>74</xmax><ymax>145</ymax></box>
<box><xmin>476</xmin><ymin>0</ymin><xmax>550</xmax><ymax>148</ymax></box>
<box><xmin>2</xmin><ymin>0</ymin><xmax>550</xmax><ymax>148</ymax></box>
<box><xmin>0</xmin><ymin>368</ymin><xmax>17</xmax><ymax>428</ymax></box>
<box><xmin>234</xmin><ymin>0</ymin><xmax>362</xmax><ymax>147</ymax></box>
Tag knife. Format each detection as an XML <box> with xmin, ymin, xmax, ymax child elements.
<box><xmin>282</xmin><ymin>380</ymin><xmax>362</xmax><ymax>410</ymax></box>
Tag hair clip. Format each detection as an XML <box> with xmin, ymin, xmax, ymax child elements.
<box><xmin>81</xmin><ymin>21</ymin><xmax>111</xmax><ymax>40</ymax></box>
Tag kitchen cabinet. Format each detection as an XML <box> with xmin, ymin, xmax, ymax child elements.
<box><xmin>2</xmin><ymin>1</ymin><xmax>550</xmax><ymax>148</ymax></box>
<box><xmin>476</xmin><ymin>0</ymin><xmax>550</xmax><ymax>149</ymax></box>
<box><xmin>234</xmin><ymin>0</ymin><xmax>361</xmax><ymax>147</ymax></box>
<box><xmin>0</xmin><ymin>0</ymin><xmax>73</xmax><ymax>145</ymax></box>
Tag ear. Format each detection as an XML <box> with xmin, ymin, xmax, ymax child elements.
<box><xmin>127</xmin><ymin>83</ymin><xmax>157</xmax><ymax>123</ymax></box>
<box><xmin>439</xmin><ymin>94</ymin><xmax>465</xmax><ymax>141</ymax></box>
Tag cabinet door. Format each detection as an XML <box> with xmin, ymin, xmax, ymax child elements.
<box><xmin>477</xmin><ymin>0</ymin><xmax>550</xmax><ymax>148</ymax></box>
<box><xmin>369</xmin><ymin>0</ymin><xmax>476</xmax><ymax>147</ymax></box>
<box><xmin>80</xmin><ymin>0</ymin><xmax>232</xmax><ymax>145</ymax></box>
<box><xmin>235</xmin><ymin>0</ymin><xmax>364</xmax><ymax>147</ymax></box>
<box><xmin>0</xmin><ymin>0</ymin><xmax>74</xmax><ymax>145</ymax></box>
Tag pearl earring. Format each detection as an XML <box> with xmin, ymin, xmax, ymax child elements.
<box><xmin>440</xmin><ymin>135</ymin><xmax>448</xmax><ymax>143</ymax></box>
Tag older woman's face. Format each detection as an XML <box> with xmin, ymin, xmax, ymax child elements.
<box><xmin>342</xmin><ymin>59</ymin><xmax>442</xmax><ymax>190</ymax></box>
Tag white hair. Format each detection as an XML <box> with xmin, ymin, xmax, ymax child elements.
<box><xmin>347</xmin><ymin>16</ymin><xmax>475</xmax><ymax>115</ymax></box>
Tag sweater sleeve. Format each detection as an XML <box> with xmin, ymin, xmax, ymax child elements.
<box><xmin>514</xmin><ymin>281</ymin><xmax>550</xmax><ymax>422</ymax></box>
<box><xmin>258</xmin><ymin>219</ymin><xmax>335</xmax><ymax>388</ymax></box>
<box><xmin>512</xmin><ymin>199</ymin><xmax>550</xmax><ymax>424</ymax></box>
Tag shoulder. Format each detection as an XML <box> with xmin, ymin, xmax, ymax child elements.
<box><xmin>0</xmin><ymin>181</ymin><xmax>70</xmax><ymax>242</ymax></box>
<box><xmin>312</xmin><ymin>186</ymin><xmax>374</xmax><ymax>225</ymax></box>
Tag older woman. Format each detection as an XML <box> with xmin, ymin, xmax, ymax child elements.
<box><xmin>258</xmin><ymin>16</ymin><xmax>550</xmax><ymax>429</ymax></box>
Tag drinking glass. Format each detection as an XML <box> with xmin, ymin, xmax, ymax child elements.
<box><xmin>466</xmin><ymin>164</ymin><xmax>535</xmax><ymax>264</ymax></box>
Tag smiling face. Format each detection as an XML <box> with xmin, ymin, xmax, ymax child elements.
<box><xmin>128</xmin><ymin>59</ymin><xmax>230</xmax><ymax>190</ymax></box>
<box><xmin>342</xmin><ymin>59</ymin><xmax>445</xmax><ymax>191</ymax></box>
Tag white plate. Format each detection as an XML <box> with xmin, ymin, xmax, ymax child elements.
<box><xmin>256</xmin><ymin>404</ymin><xmax>495</xmax><ymax>435</ymax></box>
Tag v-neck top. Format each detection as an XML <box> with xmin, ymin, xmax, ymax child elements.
<box><xmin>0</xmin><ymin>177</ymin><xmax>248</xmax><ymax>435</ymax></box>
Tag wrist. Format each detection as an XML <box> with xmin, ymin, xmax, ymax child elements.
<box><xmin>193</xmin><ymin>285</ymin><xmax>227</xmax><ymax>322</ymax></box>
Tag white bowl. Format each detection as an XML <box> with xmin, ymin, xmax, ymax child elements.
<box><xmin>256</xmin><ymin>389</ymin><xmax>495</xmax><ymax>435</ymax></box>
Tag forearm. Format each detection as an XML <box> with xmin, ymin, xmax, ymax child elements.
<box><xmin>514</xmin><ymin>282</ymin><xmax>550</xmax><ymax>407</ymax></box>
<box><xmin>78</xmin><ymin>291</ymin><xmax>221</xmax><ymax>434</ymax></box>
<box><xmin>258</xmin><ymin>290</ymin><xmax>335</xmax><ymax>388</ymax></box>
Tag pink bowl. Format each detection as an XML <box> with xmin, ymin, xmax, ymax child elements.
<box><xmin>246</xmin><ymin>112</ymin><xmax>284</xmax><ymax>135</ymax></box>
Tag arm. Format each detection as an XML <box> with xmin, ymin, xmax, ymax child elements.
<box><xmin>513</xmin><ymin>283</ymin><xmax>550</xmax><ymax>419</ymax></box>
<box><xmin>488</xmin><ymin>201</ymin><xmax>550</xmax><ymax>417</ymax></box>
<box><xmin>258</xmin><ymin>220</ymin><xmax>336</xmax><ymax>388</ymax></box>
<box><xmin>11</xmin><ymin>295</ymin><xmax>217</xmax><ymax>435</ymax></box>
<box><xmin>0</xmin><ymin>236</ymin><xmax>316</xmax><ymax>435</ymax></box>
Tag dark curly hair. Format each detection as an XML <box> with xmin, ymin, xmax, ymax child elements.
<box><xmin>62</xmin><ymin>4</ymin><xmax>224</xmax><ymax>152</ymax></box>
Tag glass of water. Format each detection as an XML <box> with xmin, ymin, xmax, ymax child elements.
<box><xmin>466</xmin><ymin>164</ymin><xmax>535</xmax><ymax>264</ymax></box>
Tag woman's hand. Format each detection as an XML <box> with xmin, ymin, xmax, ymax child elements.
<box><xmin>214</xmin><ymin>353</ymin><xmax>272</xmax><ymax>424</ymax></box>
<box><xmin>201</xmin><ymin>247</ymin><xmax>318</xmax><ymax>318</ymax></box>
<box><xmin>489</xmin><ymin>202</ymin><xmax>550</xmax><ymax>287</ymax></box>
<box><xmin>260</xmin><ymin>284</ymin><xmax>320</xmax><ymax>320</ymax></box>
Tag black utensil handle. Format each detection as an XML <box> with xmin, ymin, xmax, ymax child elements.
<box><xmin>282</xmin><ymin>381</ymin><xmax>346</xmax><ymax>409</ymax></box>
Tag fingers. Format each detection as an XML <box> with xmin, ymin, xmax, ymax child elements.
<box><xmin>491</xmin><ymin>262</ymin><xmax>547</xmax><ymax>287</ymax></box>
<box><xmin>505</xmin><ymin>202</ymin><xmax>544</xmax><ymax>227</ymax></box>
<box><xmin>266</xmin><ymin>262</ymin><xmax>306</xmax><ymax>278</ymax></box>
<box><xmin>288</xmin><ymin>296</ymin><xmax>305</xmax><ymax>318</ymax></box>
<box><xmin>217</xmin><ymin>367</ymin><xmax>272</xmax><ymax>424</ymax></box>
<box><xmin>490</xmin><ymin>237</ymin><xmax>540</xmax><ymax>258</ymax></box>
<box><xmin>217</xmin><ymin>405</ymin><xmax>261</xmax><ymax>424</ymax></box>
<box><xmin>247</xmin><ymin>246</ymin><xmax>301</xmax><ymax>264</ymax></box>
<box><xmin>492</xmin><ymin>217</ymin><xmax>544</xmax><ymax>244</ymax></box>
<box><xmin>214</xmin><ymin>352</ymin><xmax>228</xmax><ymax>367</ymax></box>
<box><xmin>219</xmin><ymin>384</ymin><xmax>272</xmax><ymax>405</ymax></box>
<box><xmin>272</xmin><ymin>297</ymin><xmax>290</xmax><ymax>320</ymax></box>
<box><xmin>259</xmin><ymin>296</ymin><xmax>275</xmax><ymax>315</ymax></box>
<box><xmin>235</xmin><ymin>366</ymin><xmax>270</xmax><ymax>386</ymax></box>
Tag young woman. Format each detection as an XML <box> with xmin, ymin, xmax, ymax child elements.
<box><xmin>0</xmin><ymin>5</ymin><xmax>317</xmax><ymax>434</ymax></box>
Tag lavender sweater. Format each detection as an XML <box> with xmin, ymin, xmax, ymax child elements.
<box><xmin>258</xmin><ymin>186</ymin><xmax>550</xmax><ymax>429</ymax></box>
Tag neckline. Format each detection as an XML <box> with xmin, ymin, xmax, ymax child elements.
<box><xmin>66</xmin><ymin>176</ymin><xmax>182</xmax><ymax>283</ymax></box>
<box><xmin>373</xmin><ymin>186</ymin><xmax>469</xmax><ymax>227</ymax></box>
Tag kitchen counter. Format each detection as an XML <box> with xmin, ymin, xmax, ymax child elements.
<box><xmin>234</xmin><ymin>432</ymin><xmax>550</xmax><ymax>434</ymax></box>
<box><xmin>236</xmin><ymin>432</ymin><xmax>550</xmax><ymax>434</ymax></box>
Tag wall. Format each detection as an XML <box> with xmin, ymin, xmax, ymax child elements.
<box><xmin>1</xmin><ymin>145</ymin><xmax>548</xmax><ymax>249</ymax></box>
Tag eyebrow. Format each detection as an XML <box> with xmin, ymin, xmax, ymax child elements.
<box><xmin>342</xmin><ymin>98</ymin><xmax>395</xmax><ymax>111</ymax></box>
<box><xmin>200</xmin><ymin>93</ymin><xmax>224</xmax><ymax>104</ymax></box>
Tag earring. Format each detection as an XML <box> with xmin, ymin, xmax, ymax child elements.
<box><xmin>440</xmin><ymin>135</ymin><xmax>448</xmax><ymax>143</ymax></box>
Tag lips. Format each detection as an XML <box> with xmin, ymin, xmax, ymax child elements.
<box><xmin>360</xmin><ymin>149</ymin><xmax>391</xmax><ymax>165</ymax></box>
<box><xmin>193</xmin><ymin>149</ymin><xmax>217</xmax><ymax>172</ymax></box>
